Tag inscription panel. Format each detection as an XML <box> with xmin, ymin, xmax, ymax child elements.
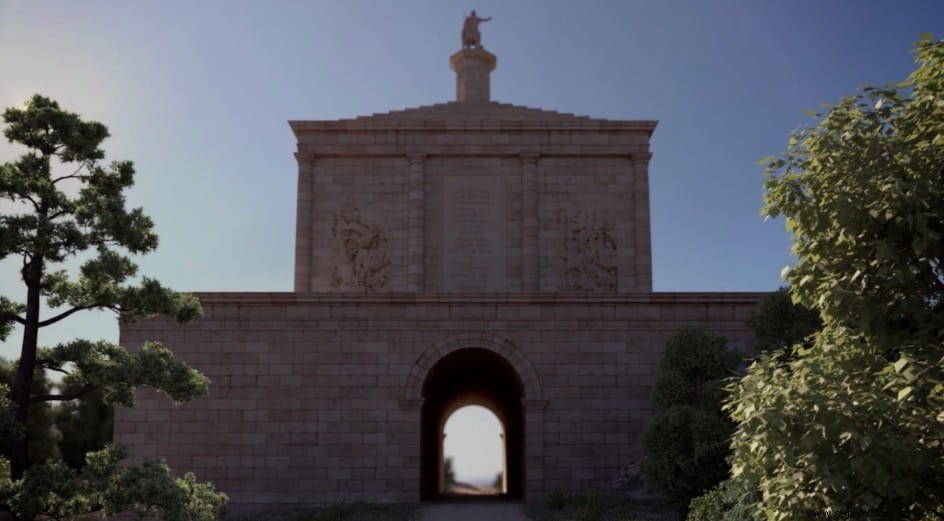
<box><xmin>442</xmin><ymin>176</ymin><xmax>507</xmax><ymax>291</ymax></box>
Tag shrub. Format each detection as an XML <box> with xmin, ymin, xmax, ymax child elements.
<box><xmin>641</xmin><ymin>405</ymin><xmax>731</xmax><ymax>509</ymax></box>
<box><xmin>315</xmin><ymin>502</ymin><xmax>354</xmax><ymax>521</ymax></box>
<box><xmin>687</xmin><ymin>477</ymin><xmax>759</xmax><ymax>521</ymax></box>
<box><xmin>641</xmin><ymin>326</ymin><xmax>739</xmax><ymax>513</ymax></box>
<box><xmin>545</xmin><ymin>490</ymin><xmax>569</xmax><ymax>510</ymax></box>
<box><xmin>746</xmin><ymin>288</ymin><xmax>821</xmax><ymax>356</ymax></box>
<box><xmin>651</xmin><ymin>327</ymin><xmax>738</xmax><ymax>411</ymax></box>
<box><xmin>687</xmin><ymin>485</ymin><xmax>724</xmax><ymax>521</ymax></box>
<box><xmin>572</xmin><ymin>493</ymin><xmax>608</xmax><ymax>521</ymax></box>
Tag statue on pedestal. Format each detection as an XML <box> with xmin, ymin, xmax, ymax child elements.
<box><xmin>462</xmin><ymin>10</ymin><xmax>492</xmax><ymax>49</ymax></box>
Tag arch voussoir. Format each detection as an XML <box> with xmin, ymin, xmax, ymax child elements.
<box><xmin>404</xmin><ymin>332</ymin><xmax>542</xmax><ymax>400</ymax></box>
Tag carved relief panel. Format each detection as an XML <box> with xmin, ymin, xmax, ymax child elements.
<box><xmin>556</xmin><ymin>209</ymin><xmax>617</xmax><ymax>292</ymax></box>
<box><xmin>331</xmin><ymin>200</ymin><xmax>391</xmax><ymax>291</ymax></box>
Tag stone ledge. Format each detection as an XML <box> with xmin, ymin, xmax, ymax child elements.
<box><xmin>184</xmin><ymin>291</ymin><xmax>769</xmax><ymax>305</ymax></box>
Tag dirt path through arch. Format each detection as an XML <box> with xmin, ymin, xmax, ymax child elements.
<box><xmin>418</xmin><ymin>501</ymin><xmax>530</xmax><ymax>521</ymax></box>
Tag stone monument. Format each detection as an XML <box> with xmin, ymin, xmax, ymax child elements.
<box><xmin>461</xmin><ymin>10</ymin><xmax>492</xmax><ymax>49</ymax></box>
<box><xmin>113</xmin><ymin>23</ymin><xmax>764</xmax><ymax>515</ymax></box>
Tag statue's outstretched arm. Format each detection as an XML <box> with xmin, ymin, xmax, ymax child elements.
<box><xmin>483</xmin><ymin>17</ymin><xmax>492</xmax><ymax>22</ymax></box>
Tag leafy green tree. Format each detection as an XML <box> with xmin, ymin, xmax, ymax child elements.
<box><xmin>687</xmin><ymin>287</ymin><xmax>823</xmax><ymax>521</ymax></box>
<box><xmin>746</xmin><ymin>287</ymin><xmax>822</xmax><ymax>355</ymax></box>
<box><xmin>443</xmin><ymin>456</ymin><xmax>456</xmax><ymax>491</ymax></box>
<box><xmin>52</xmin><ymin>385</ymin><xmax>112</xmax><ymax>469</ymax></box>
<box><xmin>685</xmin><ymin>287</ymin><xmax>820</xmax><ymax>521</ymax></box>
<box><xmin>0</xmin><ymin>360</ymin><xmax>59</xmax><ymax>464</ymax></box>
<box><xmin>727</xmin><ymin>36</ymin><xmax>944</xmax><ymax>520</ymax></box>
<box><xmin>641</xmin><ymin>326</ymin><xmax>739</xmax><ymax>513</ymax></box>
<box><xmin>8</xmin><ymin>445</ymin><xmax>225</xmax><ymax>521</ymax></box>
<box><xmin>687</xmin><ymin>476</ymin><xmax>760</xmax><ymax>521</ymax></box>
<box><xmin>0</xmin><ymin>359</ymin><xmax>112</xmax><ymax>471</ymax></box>
<box><xmin>492</xmin><ymin>472</ymin><xmax>503</xmax><ymax>492</ymax></box>
<box><xmin>0</xmin><ymin>95</ymin><xmax>225</xmax><ymax>520</ymax></box>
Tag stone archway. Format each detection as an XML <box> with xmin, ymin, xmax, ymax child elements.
<box><xmin>404</xmin><ymin>333</ymin><xmax>542</xmax><ymax>401</ymax></box>
<box><xmin>407</xmin><ymin>333</ymin><xmax>541</xmax><ymax>501</ymax></box>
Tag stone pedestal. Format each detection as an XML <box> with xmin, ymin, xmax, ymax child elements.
<box><xmin>449</xmin><ymin>48</ymin><xmax>497</xmax><ymax>103</ymax></box>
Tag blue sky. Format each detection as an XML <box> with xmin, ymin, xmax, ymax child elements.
<box><xmin>1</xmin><ymin>0</ymin><xmax>941</xmax><ymax>485</ymax></box>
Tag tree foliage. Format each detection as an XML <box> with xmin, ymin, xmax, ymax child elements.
<box><xmin>685</xmin><ymin>288</ymin><xmax>819</xmax><ymax>521</ymax></box>
<box><xmin>6</xmin><ymin>445</ymin><xmax>225</xmax><ymax>521</ymax></box>
<box><xmin>687</xmin><ymin>476</ymin><xmax>760</xmax><ymax>521</ymax></box>
<box><xmin>642</xmin><ymin>326</ymin><xmax>740</xmax><ymax>513</ymax></box>
<box><xmin>727</xmin><ymin>36</ymin><xmax>944</xmax><ymax>520</ymax></box>
<box><xmin>746</xmin><ymin>287</ymin><xmax>822</xmax><ymax>355</ymax></box>
<box><xmin>52</xmin><ymin>385</ymin><xmax>112</xmax><ymax>470</ymax></box>
<box><xmin>0</xmin><ymin>95</ymin><xmax>224</xmax><ymax>520</ymax></box>
<box><xmin>443</xmin><ymin>456</ymin><xmax>456</xmax><ymax>490</ymax></box>
<box><xmin>0</xmin><ymin>361</ymin><xmax>59</xmax><ymax>464</ymax></box>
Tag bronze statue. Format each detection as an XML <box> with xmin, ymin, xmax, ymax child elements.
<box><xmin>461</xmin><ymin>10</ymin><xmax>492</xmax><ymax>49</ymax></box>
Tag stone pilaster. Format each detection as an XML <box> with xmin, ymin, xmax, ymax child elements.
<box><xmin>293</xmin><ymin>155</ymin><xmax>314</xmax><ymax>292</ymax></box>
<box><xmin>520</xmin><ymin>154</ymin><xmax>540</xmax><ymax>291</ymax></box>
<box><xmin>407</xmin><ymin>153</ymin><xmax>427</xmax><ymax>291</ymax></box>
<box><xmin>632</xmin><ymin>154</ymin><xmax>653</xmax><ymax>292</ymax></box>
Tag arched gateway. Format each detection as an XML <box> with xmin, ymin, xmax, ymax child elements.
<box><xmin>406</xmin><ymin>333</ymin><xmax>542</xmax><ymax>499</ymax></box>
<box><xmin>421</xmin><ymin>348</ymin><xmax>523</xmax><ymax>499</ymax></box>
<box><xmin>113</xmin><ymin>25</ymin><xmax>765</xmax><ymax>516</ymax></box>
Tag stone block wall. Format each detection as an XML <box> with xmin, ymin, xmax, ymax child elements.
<box><xmin>114</xmin><ymin>292</ymin><xmax>762</xmax><ymax>514</ymax></box>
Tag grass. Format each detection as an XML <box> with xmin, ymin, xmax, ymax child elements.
<box><xmin>222</xmin><ymin>492</ymin><xmax>676</xmax><ymax>521</ymax></box>
<box><xmin>225</xmin><ymin>501</ymin><xmax>420</xmax><ymax>521</ymax></box>
<box><xmin>525</xmin><ymin>490</ymin><xmax>680</xmax><ymax>521</ymax></box>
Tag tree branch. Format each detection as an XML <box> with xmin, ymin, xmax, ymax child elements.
<box><xmin>37</xmin><ymin>304</ymin><xmax>117</xmax><ymax>328</ymax></box>
<box><xmin>0</xmin><ymin>311</ymin><xmax>25</xmax><ymax>325</ymax></box>
<box><xmin>22</xmin><ymin>192</ymin><xmax>40</xmax><ymax>211</ymax></box>
<box><xmin>50</xmin><ymin>174</ymin><xmax>90</xmax><ymax>185</ymax></box>
<box><xmin>31</xmin><ymin>383</ymin><xmax>97</xmax><ymax>403</ymax></box>
<box><xmin>35</xmin><ymin>358</ymin><xmax>71</xmax><ymax>375</ymax></box>
<box><xmin>51</xmin><ymin>163</ymin><xmax>87</xmax><ymax>184</ymax></box>
<box><xmin>48</xmin><ymin>207</ymin><xmax>75</xmax><ymax>220</ymax></box>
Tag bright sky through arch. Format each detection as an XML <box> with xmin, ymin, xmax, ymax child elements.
<box><xmin>443</xmin><ymin>405</ymin><xmax>504</xmax><ymax>486</ymax></box>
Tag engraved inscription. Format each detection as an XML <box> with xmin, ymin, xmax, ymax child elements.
<box><xmin>442</xmin><ymin>176</ymin><xmax>506</xmax><ymax>291</ymax></box>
